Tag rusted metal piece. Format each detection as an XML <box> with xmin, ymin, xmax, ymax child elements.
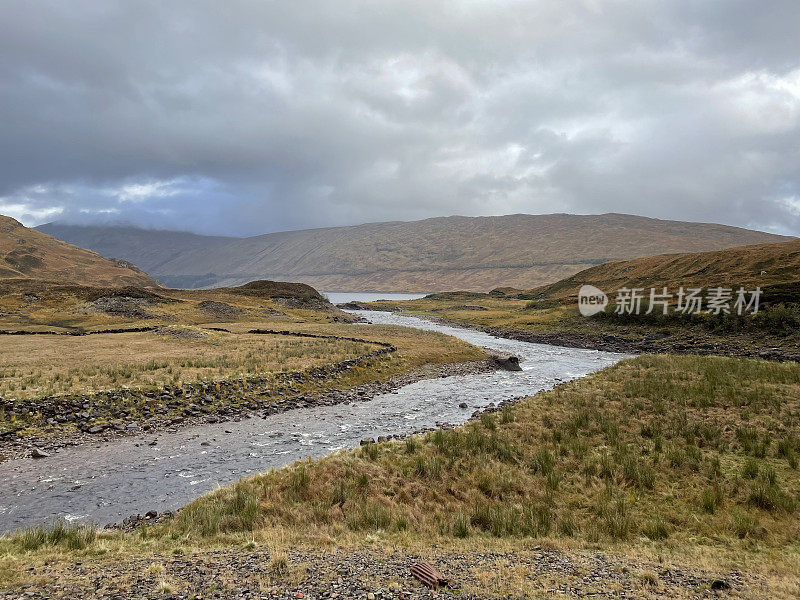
<box><xmin>410</xmin><ymin>562</ymin><xmax>450</xmax><ymax>589</ymax></box>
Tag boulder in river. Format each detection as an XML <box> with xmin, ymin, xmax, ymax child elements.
<box><xmin>487</xmin><ymin>351</ymin><xmax>523</xmax><ymax>371</ymax></box>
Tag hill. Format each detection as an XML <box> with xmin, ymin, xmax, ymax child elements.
<box><xmin>35</xmin><ymin>223</ymin><xmax>233</xmax><ymax>280</ymax></box>
<box><xmin>362</xmin><ymin>237</ymin><xmax>800</xmax><ymax>361</ymax></box>
<box><xmin>531</xmin><ymin>237</ymin><xmax>800</xmax><ymax>303</ymax></box>
<box><xmin>1</xmin><ymin>215</ymin><xmax>159</xmax><ymax>288</ymax></box>
<box><xmin>38</xmin><ymin>214</ymin><xmax>791</xmax><ymax>292</ymax></box>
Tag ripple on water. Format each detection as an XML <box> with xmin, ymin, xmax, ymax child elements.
<box><xmin>0</xmin><ymin>310</ymin><xmax>629</xmax><ymax>532</ymax></box>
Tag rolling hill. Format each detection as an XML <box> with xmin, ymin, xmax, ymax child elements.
<box><xmin>0</xmin><ymin>215</ymin><xmax>160</xmax><ymax>288</ymax></box>
<box><xmin>38</xmin><ymin>214</ymin><xmax>792</xmax><ymax>292</ymax></box>
<box><xmin>530</xmin><ymin>237</ymin><xmax>800</xmax><ymax>303</ymax></box>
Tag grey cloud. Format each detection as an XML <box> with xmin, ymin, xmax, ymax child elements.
<box><xmin>0</xmin><ymin>0</ymin><xmax>798</xmax><ymax>236</ymax></box>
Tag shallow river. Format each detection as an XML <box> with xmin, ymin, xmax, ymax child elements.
<box><xmin>322</xmin><ymin>291</ymin><xmax>428</xmax><ymax>304</ymax></box>
<box><xmin>0</xmin><ymin>311</ymin><xmax>628</xmax><ymax>532</ymax></box>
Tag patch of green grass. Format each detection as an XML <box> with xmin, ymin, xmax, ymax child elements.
<box><xmin>174</xmin><ymin>481</ymin><xmax>260</xmax><ymax>536</ymax></box>
<box><xmin>12</xmin><ymin>521</ymin><xmax>97</xmax><ymax>552</ymax></box>
<box><xmin>138</xmin><ymin>353</ymin><xmax>800</xmax><ymax>552</ymax></box>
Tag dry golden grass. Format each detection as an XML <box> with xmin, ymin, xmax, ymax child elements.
<box><xmin>531</xmin><ymin>237</ymin><xmax>800</xmax><ymax>302</ymax></box>
<box><xmin>0</xmin><ymin>279</ymin><xmax>334</xmax><ymax>333</ymax></box>
<box><xmin>0</xmin><ymin>280</ymin><xmax>487</xmax><ymax>441</ymax></box>
<box><xmin>0</xmin><ymin>319</ymin><xmax>485</xmax><ymax>402</ymax></box>
<box><xmin>0</xmin><ymin>328</ymin><xmax>377</xmax><ymax>398</ymax></box>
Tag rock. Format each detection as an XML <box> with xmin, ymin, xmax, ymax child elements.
<box><xmin>710</xmin><ymin>579</ymin><xmax>730</xmax><ymax>591</ymax></box>
<box><xmin>31</xmin><ymin>447</ymin><xmax>50</xmax><ymax>458</ymax></box>
<box><xmin>86</xmin><ymin>425</ymin><xmax>104</xmax><ymax>434</ymax></box>
<box><xmin>489</xmin><ymin>352</ymin><xmax>523</xmax><ymax>371</ymax></box>
<box><xmin>145</xmin><ymin>510</ymin><xmax>158</xmax><ymax>519</ymax></box>
<box><xmin>459</xmin><ymin>402</ymin><xmax>468</xmax><ymax>408</ymax></box>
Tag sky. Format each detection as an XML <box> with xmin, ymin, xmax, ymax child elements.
<box><xmin>0</xmin><ymin>0</ymin><xmax>798</xmax><ymax>237</ymax></box>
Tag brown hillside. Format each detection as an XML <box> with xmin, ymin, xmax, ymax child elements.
<box><xmin>0</xmin><ymin>215</ymin><xmax>160</xmax><ymax>288</ymax></box>
<box><xmin>38</xmin><ymin>214</ymin><xmax>791</xmax><ymax>291</ymax></box>
<box><xmin>531</xmin><ymin>238</ymin><xmax>800</xmax><ymax>302</ymax></box>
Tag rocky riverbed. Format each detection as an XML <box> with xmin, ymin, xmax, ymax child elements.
<box><xmin>1</xmin><ymin>312</ymin><xmax>623</xmax><ymax>530</ymax></box>
<box><xmin>0</xmin><ymin>358</ymin><xmax>496</xmax><ymax>461</ymax></box>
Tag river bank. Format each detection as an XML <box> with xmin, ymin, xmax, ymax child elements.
<box><xmin>4</xmin><ymin>348</ymin><xmax>799</xmax><ymax>598</ymax></box>
<box><xmin>0</xmin><ymin>358</ymin><xmax>496</xmax><ymax>461</ymax></box>
<box><xmin>348</xmin><ymin>302</ymin><xmax>800</xmax><ymax>362</ymax></box>
<box><xmin>2</xmin><ymin>313</ymin><xmax>798</xmax><ymax>599</ymax></box>
<box><xmin>0</xmin><ymin>312</ymin><xmax>623</xmax><ymax>531</ymax></box>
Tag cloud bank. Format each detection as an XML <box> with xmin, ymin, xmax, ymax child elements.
<box><xmin>0</xmin><ymin>0</ymin><xmax>798</xmax><ymax>236</ymax></box>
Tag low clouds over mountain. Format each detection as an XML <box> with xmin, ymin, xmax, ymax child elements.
<box><xmin>1</xmin><ymin>1</ymin><xmax>798</xmax><ymax>235</ymax></box>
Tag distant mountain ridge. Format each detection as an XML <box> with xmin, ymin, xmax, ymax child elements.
<box><xmin>0</xmin><ymin>215</ymin><xmax>160</xmax><ymax>287</ymax></box>
<box><xmin>37</xmin><ymin>214</ymin><xmax>793</xmax><ymax>292</ymax></box>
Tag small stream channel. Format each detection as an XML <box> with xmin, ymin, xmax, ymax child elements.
<box><xmin>0</xmin><ymin>308</ymin><xmax>628</xmax><ymax>532</ymax></box>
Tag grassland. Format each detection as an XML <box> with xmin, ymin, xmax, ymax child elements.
<box><xmin>0</xmin><ymin>280</ymin><xmax>484</xmax><ymax>397</ymax></box>
<box><xmin>0</xmin><ymin>279</ymin><xmax>332</xmax><ymax>333</ymax></box>
<box><xmin>352</xmin><ymin>236</ymin><xmax>800</xmax><ymax>362</ymax></box>
<box><xmin>0</xmin><ymin>329</ymin><xmax>379</xmax><ymax>399</ymax></box>
<box><xmin>1</xmin><ymin>353</ymin><xmax>798</xmax><ymax>597</ymax></box>
<box><xmin>0</xmin><ymin>322</ymin><xmax>486</xmax><ymax>445</ymax></box>
<box><xmin>531</xmin><ymin>237</ymin><xmax>800</xmax><ymax>302</ymax></box>
<box><xmin>162</xmin><ymin>354</ymin><xmax>800</xmax><ymax>547</ymax></box>
<box><xmin>0</xmin><ymin>281</ymin><xmax>486</xmax><ymax>446</ymax></box>
<box><xmin>362</xmin><ymin>291</ymin><xmax>800</xmax><ymax>361</ymax></box>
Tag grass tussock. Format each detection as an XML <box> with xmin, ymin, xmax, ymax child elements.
<box><xmin>11</xmin><ymin>521</ymin><xmax>97</xmax><ymax>552</ymax></box>
<box><xmin>147</xmin><ymin>353</ymin><xmax>799</xmax><ymax>549</ymax></box>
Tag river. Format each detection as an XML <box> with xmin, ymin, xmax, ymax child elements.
<box><xmin>0</xmin><ymin>310</ymin><xmax>628</xmax><ymax>532</ymax></box>
<box><xmin>321</xmin><ymin>291</ymin><xmax>429</xmax><ymax>304</ymax></box>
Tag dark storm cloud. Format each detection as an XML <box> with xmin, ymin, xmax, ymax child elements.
<box><xmin>0</xmin><ymin>0</ymin><xmax>798</xmax><ymax>235</ymax></box>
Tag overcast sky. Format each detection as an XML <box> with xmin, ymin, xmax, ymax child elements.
<box><xmin>1</xmin><ymin>1</ymin><xmax>798</xmax><ymax>237</ymax></box>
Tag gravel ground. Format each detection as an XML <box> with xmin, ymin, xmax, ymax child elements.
<box><xmin>0</xmin><ymin>546</ymin><xmax>759</xmax><ymax>599</ymax></box>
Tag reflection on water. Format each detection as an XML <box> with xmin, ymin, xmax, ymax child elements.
<box><xmin>322</xmin><ymin>291</ymin><xmax>429</xmax><ymax>304</ymax></box>
<box><xmin>0</xmin><ymin>310</ymin><xmax>628</xmax><ymax>531</ymax></box>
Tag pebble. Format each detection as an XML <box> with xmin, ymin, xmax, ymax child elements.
<box><xmin>30</xmin><ymin>447</ymin><xmax>49</xmax><ymax>459</ymax></box>
<box><xmin>2</xmin><ymin>354</ymin><xmax>500</xmax><ymax>461</ymax></box>
<box><xmin>0</xmin><ymin>546</ymin><xmax>752</xmax><ymax>599</ymax></box>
